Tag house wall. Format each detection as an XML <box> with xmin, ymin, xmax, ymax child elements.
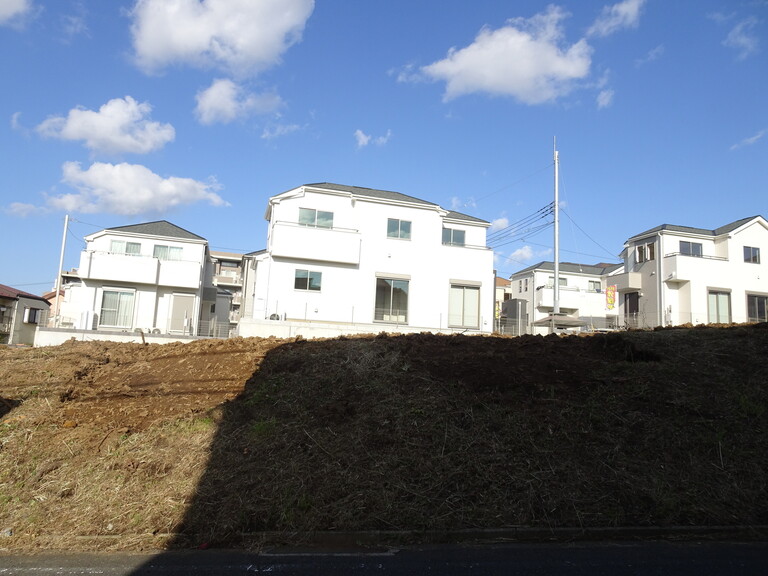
<box><xmin>1</xmin><ymin>296</ymin><xmax>49</xmax><ymax>345</ymax></box>
<box><xmin>616</xmin><ymin>218</ymin><xmax>768</xmax><ymax>327</ymax></box>
<box><xmin>510</xmin><ymin>267</ymin><xmax>619</xmax><ymax>335</ymax></box>
<box><xmin>242</xmin><ymin>187</ymin><xmax>495</xmax><ymax>335</ymax></box>
<box><xmin>60</xmin><ymin>230</ymin><xmax>208</xmax><ymax>336</ymax></box>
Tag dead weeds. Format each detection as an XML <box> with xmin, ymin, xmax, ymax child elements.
<box><xmin>0</xmin><ymin>326</ymin><xmax>766</xmax><ymax>551</ymax></box>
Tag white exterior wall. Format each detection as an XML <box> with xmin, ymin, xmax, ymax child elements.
<box><xmin>616</xmin><ymin>217</ymin><xmax>768</xmax><ymax>327</ymax></box>
<box><xmin>242</xmin><ymin>186</ymin><xmax>495</xmax><ymax>336</ymax></box>
<box><xmin>518</xmin><ymin>268</ymin><xmax>618</xmax><ymax>335</ymax></box>
<box><xmin>59</xmin><ymin>228</ymin><xmax>208</xmax><ymax>335</ymax></box>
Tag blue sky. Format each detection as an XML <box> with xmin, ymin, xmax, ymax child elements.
<box><xmin>2</xmin><ymin>0</ymin><xmax>766</xmax><ymax>292</ymax></box>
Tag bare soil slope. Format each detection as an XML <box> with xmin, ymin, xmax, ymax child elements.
<box><xmin>0</xmin><ymin>326</ymin><xmax>766</xmax><ymax>551</ymax></box>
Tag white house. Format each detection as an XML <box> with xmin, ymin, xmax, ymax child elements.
<box><xmin>0</xmin><ymin>283</ymin><xmax>50</xmax><ymax>345</ymax></box>
<box><xmin>509</xmin><ymin>261</ymin><xmax>624</xmax><ymax>335</ymax></box>
<box><xmin>238</xmin><ymin>183</ymin><xmax>495</xmax><ymax>338</ymax></box>
<box><xmin>52</xmin><ymin>221</ymin><xmax>227</xmax><ymax>339</ymax></box>
<box><xmin>612</xmin><ymin>215</ymin><xmax>768</xmax><ymax>327</ymax></box>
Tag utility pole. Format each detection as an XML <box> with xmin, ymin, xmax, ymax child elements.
<box><xmin>552</xmin><ymin>139</ymin><xmax>560</xmax><ymax>333</ymax></box>
<box><xmin>53</xmin><ymin>214</ymin><xmax>69</xmax><ymax>328</ymax></box>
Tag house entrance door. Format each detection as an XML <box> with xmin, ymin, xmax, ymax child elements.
<box><xmin>624</xmin><ymin>292</ymin><xmax>639</xmax><ymax>328</ymax></box>
<box><xmin>170</xmin><ymin>294</ymin><xmax>195</xmax><ymax>334</ymax></box>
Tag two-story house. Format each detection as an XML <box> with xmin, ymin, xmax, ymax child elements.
<box><xmin>238</xmin><ymin>183</ymin><xmax>495</xmax><ymax>338</ymax></box>
<box><xmin>55</xmin><ymin>221</ymin><xmax>225</xmax><ymax>337</ymax></box>
<box><xmin>210</xmin><ymin>250</ymin><xmax>245</xmax><ymax>331</ymax></box>
<box><xmin>0</xmin><ymin>283</ymin><xmax>50</xmax><ymax>345</ymax></box>
<box><xmin>612</xmin><ymin>215</ymin><xmax>768</xmax><ymax>327</ymax></box>
<box><xmin>509</xmin><ymin>261</ymin><xmax>623</xmax><ymax>335</ymax></box>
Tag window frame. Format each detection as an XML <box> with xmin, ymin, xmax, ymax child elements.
<box><xmin>299</xmin><ymin>207</ymin><xmax>334</xmax><ymax>229</ymax></box>
<box><xmin>374</xmin><ymin>277</ymin><xmax>409</xmax><ymax>323</ymax></box>
<box><xmin>99</xmin><ymin>289</ymin><xmax>136</xmax><ymax>329</ymax></box>
<box><xmin>110</xmin><ymin>240</ymin><xmax>141</xmax><ymax>256</ymax></box>
<box><xmin>294</xmin><ymin>269</ymin><xmax>322</xmax><ymax>292</ymax></box>
<box><xmin>707</xmin><ymin>290</ymin><xmax>731</xmax><ymax>324</ymax></box>
<box><xmin>636</xmin><ymin>242</ymin><xmax>655</xmax><ymax>263</ymax></box>
<box><xmin>153</xmin><ymin>245</ymin><xmax>183</xmax><ymax>261</ymax></box>
<box><xmin>680</xmin><ymin>241</ymin><xmax>703</xmax><ymax>257</ymax></box>
<box><xmin>744</xmin><ymin>246</ymin><xmax>761</xmax><ymax>264</ymax></box>
<box><xmin>448</xmin><ymin>284</ymin><xmax>480</xmax><ymax>329</ymax></box>
<box><xmin>442</xmin><ymin>228</ymin><xmax>466</xmax><ymax>247</ymax></box>
<box><xmin>747</xmin><ymin>294</ymin><xmax>768</xmax><ymax>323</ymax></box>
<box><xmin>387</xmin><ymin>218</ymin><xmax>412</xmax><ymax>240</ymax></box>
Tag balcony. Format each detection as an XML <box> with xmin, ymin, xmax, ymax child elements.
<box><xmin>213</xmin><ymin>272</ymin><xmax>242</xmax><ymax>287</ymax></box>
<box><xmin>270</xmin><ymin>221</ymin><xmax>361</xmax><ymax>265</ymax></box>
<box><xmin>78</xmin><ymin>251</ymin><xmax>201</xmax><ymax>288</ymax></box>
<box><xmin>611</xmin><ymin>272</ymin><xmax>643</xmax><ymax>292</ymax></box>
<box><xmin>663</xmin><ymin>253</ymin><xmax>728</xmax><ymax>283</ymax></box>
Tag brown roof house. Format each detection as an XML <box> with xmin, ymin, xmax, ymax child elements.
<box><xmin>0</xmin><ymin>283</ymin><xmax>50</xmax><ymax>345</ymax></box>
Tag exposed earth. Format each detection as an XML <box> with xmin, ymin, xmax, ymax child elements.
<box><xmin>0</xmin><ymin>325</ymin><xmax>766</xmax><ymax>552</ymax></box>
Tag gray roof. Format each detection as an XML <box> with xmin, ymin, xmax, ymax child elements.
<box><xmin>304</xmin><ymin>183</ymin><xmax>438</xmax><ymax>207</ymax></box>
<box><xmin>302</xmin><ymin>183</ymin><xmax>489</xmax><ymax>224</ymax></box>
<box><xmin>106</xmin><ymin>220</ymin><xmax>206</xmax><ymax>241</ymax></box>
<box><xmin>629</xmin><ymin>216</ymin><xmax>762</xmax><ymax>241</ymax></box>
<box><xmin>0</xmin><ymin>283</ymin><xmax>49</xmax><ymax>303</ymax></box>
<box><xmin>511</xmin><ymin>261</ymin><xmax>622</xmax><ymax>278</ymax></box>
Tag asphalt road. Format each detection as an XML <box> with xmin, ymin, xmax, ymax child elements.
<box><xmin>1</xmin><ymin>541</ymin><xmax>767</xmax><ymax>575</ymax></box>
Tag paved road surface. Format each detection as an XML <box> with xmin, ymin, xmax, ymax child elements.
<box><xmin>1</xmin><ymin>541</ymin><xmax>766</xmax><ymax>575</ymax></box>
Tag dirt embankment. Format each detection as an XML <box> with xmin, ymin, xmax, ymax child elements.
<box><xmin>1</xmin><ymin>325</ymin><xmax>766</xmax><ymax>551</ymax></box>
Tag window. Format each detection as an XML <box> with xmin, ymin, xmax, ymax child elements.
<box><xmin>153</xmin><ymin>245</ymin><xmax>183</xmax><ymax>261</ymax></box>
<box><xmin>524</xmin><ymin>278</ymin><xmax>529</xmax><ymax>292</ymax></box>
<box><xmin>100</xmin><ymin>290</ymin><xmax>135</xmax><ymax>328</ymax></box>
<box><xmin>680</xmin><ymin>241</ymin><xmax>703</xmax><ymax>257</ymax></box>
<box><xmin>110</xmin><ymin>240</ymin><xmax>141</xmax><ymax>255</ymax></box>
<box><xmin>744</xmin><ymin>246</ymin><xmax>761</xmax><ymax>264</ymax></box>
<box><xmin>547</xmin><ymin>276</ymin><xmax>568</xmax><ymax>287</ymax></box>
<box><xmin>442</xmin><ymin>228</ymin><xmax>465</xmax><ymax>246</ymax></box>
<box><xmin>518</xmin><ymin>280</ymin><xmax>522</xmax><ymax>293</ymax></box>
<box><xmin>23</xmin><ymin>307</ymin><xmax>40</xmax><ymax>324</ymax></box>
<box><xmin>747</xmin><ymin>295</ymin><xmax>768</xmax><ymax>323</ymax></box>
<box><xmin>708</xmin><ymin>291</ymin><xmax>731</xmax><ymax>324</ymax></box>
<box><xmin>299</xmin><ymin>207</ymin><xmax>333</xmax><ymax>229</ymax></box>
<box><xmin>387</xmin><ymin>218</ymin><xmax>411</xmax><ymax>239</ymax></box>
<box><xmin>374</xmin><ymin>278</ymin><xmax>408</xmax><ymax>322</ymax></box>
<box><xmin>449</xmin><ymin>285</ymin><xmax>480</xmax><ymax>328</ymax></box>
<box><xmin>637</xmin><ymin>242</ymin><xmax>655</xmax><ymax>263</ymax></box>
<box><xmin>294</xmin><ymin>269</ymin><xmax>322</xmax><ymax>291</ymax></box>
<box><xmin>589</xmin><ymin>280</ymin><xmax>602</xmax><ymax>292</ymax></box>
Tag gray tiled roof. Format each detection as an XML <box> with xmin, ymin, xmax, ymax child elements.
<box><xmin>302</xmin><ymin>183</ymin><xmax>489</xmax><ymax>224</ymax></box>
<box><xmin>0</xmin><ymin>283</ymin><xmax>49</xmax><ymax>303</ymax></box>
<box><xmin>106</xmin><ymin>220</ymin><xmax>206</xmax><ymax>241</ymax></box>
<box><xmin>304</xmin><ymin>183</ymin><xmax>439</xmax><ymax>207</ymax></box>
<box><xmin>629</xmin><ymin>216</ymin><xmax>762</xmax><ymax>240</ymax></box>
<box><xmin>511</xmin><ymin>261</ymin><xmax>622</xmax><ymax>278</ymax></box>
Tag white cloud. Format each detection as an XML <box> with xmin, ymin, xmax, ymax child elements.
<box><xmin>635</xmin><ymin>44</ymin><xmax>664</xmax><ymax>67</ymax></box>
<box><xmin>511</xmin><ymin>245</ymin><xmax>534</xmax><ymax>262</ymax></box>
<box><xmin>730</xmin><ymin>129</ymin><xmax>766</xmax><ymax>150</ymax></box>
<box><xmin>723</xmin><ymin>17</ymin><xmax>760</xmax><ymax>60</ymax></box>
<box><xmin>195</xmin><ymin>78</ymin><xmax>282</xmax><ymax>124</ymax></box>
<box><xmin>47</xmin><ymin>161</ymin><xmax>228</xmax><ymax>215</ymax></box>
<box><xmin>420</xmin><ymin>5</ymin><xmax>592</xmax><ymax>104</ymax></box>
<box><xmin>36</xmin><ymin>96</ymin><xmax>175</xmax><ymax>155</ymax></box>
<box><xmin>354</xmin><ymin>129</ymin><xmax>392</xmax><ymax>148</ymax></box>
<box><xmin>489</xmin><ymin>217</ymin><xmax>509</xmax><ymax>233</ymax></box>
<box><xmin>587</xmin><ymin>0</ymin><xmax>646</xmax><ymax>38</ymax></box>
<box><xmin>5</xmin><ymin>202</ymin><xmax>43</xmax><ymax>217</ymax></box>
<box><xmin>262</xmin><ymin>123</ymin><xmax>301</xmax><ymax>140</ymax></box>
<box><xmin>129</xmin><ymin>0</ymin><xmax>315</xmax><ymax>76</ymax></box>
<box><xmin>597</xmin><ymin>89</ymin><xmax>614</xmax><ymax>108</ymax></box>
<box><xmin>354</xmin><ymin>130</ymin><xmax>371</xmax><ymax>148</ymax></box>
<box><xmin>0</xmin><ymin>0</ymin><xmax>33</xmax><ymax>26</ymax></box>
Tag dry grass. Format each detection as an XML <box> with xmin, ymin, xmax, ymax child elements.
<box><xmin>1</xmin><ymin>325</ymin><xmax>767</xmax><ymax>551</ymax></box>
